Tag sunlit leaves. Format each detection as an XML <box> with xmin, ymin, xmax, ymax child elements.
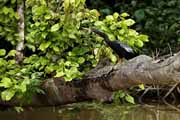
<box><xmin>25</xmin><ymin>0</ymin><xmax>99</xmax><ymax>82</ymax></box>
<box><xmin>0</xmin><ymin>49</ymin><xmax>6</xmax><ymax>56</ymax></box>
<box><xmin>17</xmin><ymin>79</ymin><xmax>30</xmax><ymax>93</ymax></box>
<box><xmin>63</xmin><ymin>0</ymin><xmax>70</xmax><ymax>11</ymax></box>
<box><xmin>105</xmin><ymin>15</ymin><xmax>114</xmax><ymax>21</ymax></box>
<box><xmin>50</xmin><ymin>24</ymin><xmax>60</xmax><ymax>32</ymax></box>
<box><xmin>1</xmin><ymin>89</ymin><xmax>15</xmax><ymax>101</ymax></box>
<box><xmin>11</xmin><ymin>0</ymin><xmax>16</xmax><ymax>4</ymax></box>
<box><xmin>64</xmin><ymin>67</ymin><xmax>82</xmax><ymax>81</ymax></box>
<box><xmin>39</xmin><ymin>41</ymin><xmax>51</xmax><ymax>51</ymax></box>
<box><xmin>0</xmin><ymin>0</ymin><xmax>150</xmax><ymax>103</ymax></box>
<box><xmin>136</xmin><ymin>40</ymin><xmax>144</xmax><ymax>47</ymax></box>
<box><xmin>0</xmin><ymin>78</ymin><xmax>30</xmax><ymax>101</ymax></box>
<box><xmin>14</xmin><ymin>107</ymin><xmax>24</xmax><ymax>113</ymax></box>
<box><xmin>0</xmin><ymin>77</ymin><xmax>12</xmax><ymax>88</ymax></box>
<box><xmin>138</xmin><ymin>84</ymin><xmax>145</xmax><ymax>90</ymax></box>
<box><xmin>94</xmin><ymin>12</ymin><xmax>149</xmax><ymax>63</ymax></box>
<box><xmin>113</xmin><ymin>12</ymin><xmax>119</xmax><ymax>19</ymax></box>
<box><xmin>125</xmin><ymin>95</ymin><xmax>135</xmax><ymax>104</ymax></box>
<box><xmin>0</xmin><ymin>4</ymin><xmax>19</xmax><ymax>45</ymax></box>
<box><xmin>124</xmin><ymin>19</ymin><xmax>135</xmax><ymax>26</ymax></box>
<box><xmin>120</xmin><ymin>13</ymin><xmax>129</xmax><ymax>17</ymax></box>
<box><xmin>94</xmin><ymin>21</ymin><xmax>104</xmax><ymax>27</ymax></box>
<box><xmin>0</xmin><ymin>58</ymin><xmax>7</xmax><ymax>67</ymax></box>
<box><xmin>6</xmin><ymin>50</ymin><xmax>16</xmax><ymax>57</ymax></box>
<box><xmin>2</xmin><ymin>7</ymin><xmax>9</xmax><ymax>15</ymax></box>
<box><xmin>72</xmin><ymin>47</ymin><xmax>89</xmax><ymax>56</ymax></box>
<box><xmin>78</xmin><ymin>57</ymin><xmax>85</xmax><ymax>64</ymax></box>
<box><xmin>55</xmin><ymin>71</ymin><xmax>65</xmax><ymax>77</ymax></box>
<box><xmin>138</xmin><ymin>35</ymin><xmax>149</xmax><ymax>42</ymax></box>
<box><xmin>113</xmin><ymin>90</ymin><xmax>135</xmax><ymax>104</ymax></box>
<box><xmin>32</xmin><ymin>5</ymin><xmax>48</xmax><ymax>16</ymax></box>
<box><xmin>44</xmin><ymin>14</ymin><xmax>51</xmax><ymax>20</ymax></box>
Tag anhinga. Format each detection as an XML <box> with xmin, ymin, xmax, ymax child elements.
<box><xmin>91</xmin><ymin>28</ymin><xmax>137</xmax><ymax>60</ymax></box>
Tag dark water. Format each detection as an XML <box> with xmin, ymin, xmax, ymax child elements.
<box><xmin>1</xmin><ymin>103</ymin><xmax>180</xmax><ymax>120</ymax></box>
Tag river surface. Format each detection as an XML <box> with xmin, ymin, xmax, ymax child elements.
<box><xmin>1</xmin><ymin>103</ymin><xmax>180</xmax><ymax>120</ymax></box>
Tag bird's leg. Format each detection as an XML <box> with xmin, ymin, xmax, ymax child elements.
<box><xmin>118</xmin><ymin>59</ymin><xmax>122</xmax><ymax>64</ymax></box>
<box><xmin>118</xmin><ymin>58</ymin><xmax>124</xmax><ymax>64</ymax></box>
<box><xmin>117</xmin><ymin>58</ymin><xmax>125</xmax><ymax>64</ymax></box>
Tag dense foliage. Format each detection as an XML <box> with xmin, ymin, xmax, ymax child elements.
<box><xmin>87</xmin><ymin>0</ymin><xmax>180</xmax><ymax>54</ymax></box>
<box><xmin>0</xmin><ymin>0</ymin><xmax>148</xmax><ymax>103</ymax></box>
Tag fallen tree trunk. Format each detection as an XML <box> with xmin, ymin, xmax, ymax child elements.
<box><xmin>1</xmin><ymin>52</ymin><xmax>180</xmax><ymax>106</ymax></box>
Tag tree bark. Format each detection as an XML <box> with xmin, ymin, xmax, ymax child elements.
<box><xmin>1</xmin><ymin>52</ymin><xmax>180</xmax><ymax>106</ymax></box>
<box><xmin>16</xmin><ymin>1</ymin><xmax>25</xmax><ymax>63</ymax></box>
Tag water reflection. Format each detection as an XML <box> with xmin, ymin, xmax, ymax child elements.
<box><xmin>0</xmin><ymin>104</ymin><xmax>180</xmax><ymax>120</ymax></box>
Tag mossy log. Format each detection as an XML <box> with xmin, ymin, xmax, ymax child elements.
<box><xmin>1</xmin><ymin>52</ymin><xmax>180</xmax><ymax>106</ymax></box>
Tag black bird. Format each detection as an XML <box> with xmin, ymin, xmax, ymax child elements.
<box><xmin>91</xmin><ymin>28</ymin><xmax>137</xmax><ymax>60</ymax></box>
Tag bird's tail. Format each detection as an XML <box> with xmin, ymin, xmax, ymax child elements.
<box><xmin>91</xmin><ymin>28</ymin><xmax>110</xmax><ymax>44</ymax></box>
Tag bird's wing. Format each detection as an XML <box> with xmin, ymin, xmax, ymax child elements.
<box><xmin>115</xmin><ymin>41</ymin><xmax>134</xmax><ymax>53</ymax></box>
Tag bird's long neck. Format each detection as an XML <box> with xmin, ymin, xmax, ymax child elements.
<box><xmin>91</xmin><ymin>28</ymin><xmax>111</xmax><ymax>45</ymax></box>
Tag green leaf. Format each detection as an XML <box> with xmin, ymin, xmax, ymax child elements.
<box><xmin>128</xmin><ymin>39</ymin><xmax>135</xmax><ymax>46</ymax></box>
<box><xmin>94</xmin><ymin>21</ymin><xmax>104</xmax><ymax>27</ymax></box>
<box><xmin>78</xmin><ymin>57</ymin><xmax>85</xmax><ymax>64</ymax></box>
<box><xmin>124</xmin><ymin>19</ymin><xmax>135</xmax><ymax>26</ymax></box>
<box><xmin>120</xmin><ymin>13</ymin><xmax>130</xmax><ymax>17</ymax></box>
<box><xmin>138</xmin><ymin>35</ymin><xmax>149</xmax><ymax>42</ymax></box>
<box><xmin>3</xmin><ymin>7</ymin><xmax>9</xmax><ymax>15</ymax></box>
<box><xmin>1</xmin><ymin>89</ymin><xmax>15</xmax><ymax>101</ymax></box>
<box><xmin>41</xmin><ymin>32</ymin><xmax>48</xmax><ymax>39</ymax></box>
<box><xmin>35</xmin><ymin>22</ymin><xmax>40</xmax><ymax>26</ymax></box>
<box><xmin>125</xmin><ymin>95</ymin><xmax>135</xmax><ymax>104</ymax></box>
<box><xmin>0</xmin><ymin>49</ymin><xmax>6</xmax><ymax>56</ymax></box>
<box><xmin>128</xmin><ymin>29</ymin><xmax>138</xmax><ymax>36</ymax></box>
<box><xmin>50</xmin><ymin>24</ymin><xmax>60</xmax><ymax>32</ymax></box>
<box><xmin>113</xmin><ymin>90</ymin><xmax>126</xmax><ymax>103</ymax></box>
<box><xmin>39</xmin><ymin>41</ymin><xmax>51</xmax><ymax>51</ymax></box>
<box><xmin>26</xmin><ymin>44</ymin><xmax>36</xmax><ymax>52</ymax></box>
<box><xmin>18</xmin><ymin>82</ymin><xmax>27</xmax><ymax>93</ymax></box>
<box><xmin>136</xmin><ymin>40</ymin><xmax>144</xmax><ymax>47</ymax></box>
<box><xmin>0</xmin><ymin>77</ymin><xmax>12</xmax><ymax>88</ymax></box>
<box><xmin>32</xmin><ymin>6</ymin><xmax>47</xmax><ymax>16</ymax></box>
<box><xmin>106</xmin><ymin>15</ymin><xmax>114</xmax><ymax>21</ymax></box>
<box><xmin>64</xmin><ymin>76</ymin><xmax>72</xmax><ymax>81</ymax></box>
<box><xmin>14</xmin><ymin>13</ymin><xmax>20</xmax><ymax>19</ymax></box>
<box><xmin>100</xmin><ymin>8</ymin><xmax>111</xmax><ymax>15</ymax></box>
<box><xmin>138</xmin><ymin>84</ymin><xmax>145</xmax><ymax>90</ymax></box>
<box><xmin>119</xmin><ymin>92</ymin><xmax>126</xmax><ymax>98</ymax></box>
<box><xmin>68</xmin><ymin>52</ymin><xmax>76</xmax><ymax>56</ymax></box>
<box><xmin>109</xmin><ymin>54</ymin><xmax>117</xmax><ymax>63</ymax></box>
<box><xmin>110</xmin><ymin>24</ymin><xmax>116</xmax><ymax>30</ymax></box>
<box><xmin>63</xmin><ymin>0</ymin><xmax>70</xmax><ymax>10</ymax></box>
<box><xmin>113</xmin><ymin>12</ymin><xmax>119</xmax><ymax>19</ymax></box>
<box><xmin>118</xmin><ymin>29</ymin><xmax>125</xmax><ymax>35</ymax></box>
<box><xmin>8</xmin><ymin>60</ymin><xmax>16</xmax><ymax>65</ymax></box>
<box><xmin>0</xmin><ymin>58</ymin><xmax>7</xmax><ymax>67</ymax></box>
<box><xmin>44</xmin><ymin>14</ymin><xmax>51</xmax><ymax>20</ymax></box>
<box><xmin>55</xmin><ymin>71</ymin><xmax>65</xmax><ymax>77</ymax></box>
<box><xmin>7</xmin><ymin>50</ymin><xmax>16</xmax><ymax>57</ymax></box>
<box><xmin>134</xmin><ymin>9</ymin><xmax>145</xmax><ymax>22</ymax></box>
<box><xmin>45</xmin><ymin>65</ymin><xmax>55</xmax><ymax>74</ymax></box>
<box><xmin>53</xmin><ymin>46</ymin><xmax>60</xmax><ymax>53</ymax></box>
<box><xmin>11</xmin><ymin>0</ymin><xmax>16</xmax><ymax>4</ymax></box>
<box><xmin>72</xmin><ymin>47</ymin><xmax>89</xmax><ymax>55</ymax></box>
<box><xmin>69</xmin><ymin>34</ymin><xmax>77</xmax><ymax>39</ymax></box>
<box><xmin>14</xmin><ymin>107</ymin><xmax>24</xmax><ymax>113</ymax></box>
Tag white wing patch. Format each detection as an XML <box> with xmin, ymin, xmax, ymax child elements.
<box><xmin>119</xmin><ymin>42</ymin><xmax>134</xmax><ymax>53</ymax></box>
